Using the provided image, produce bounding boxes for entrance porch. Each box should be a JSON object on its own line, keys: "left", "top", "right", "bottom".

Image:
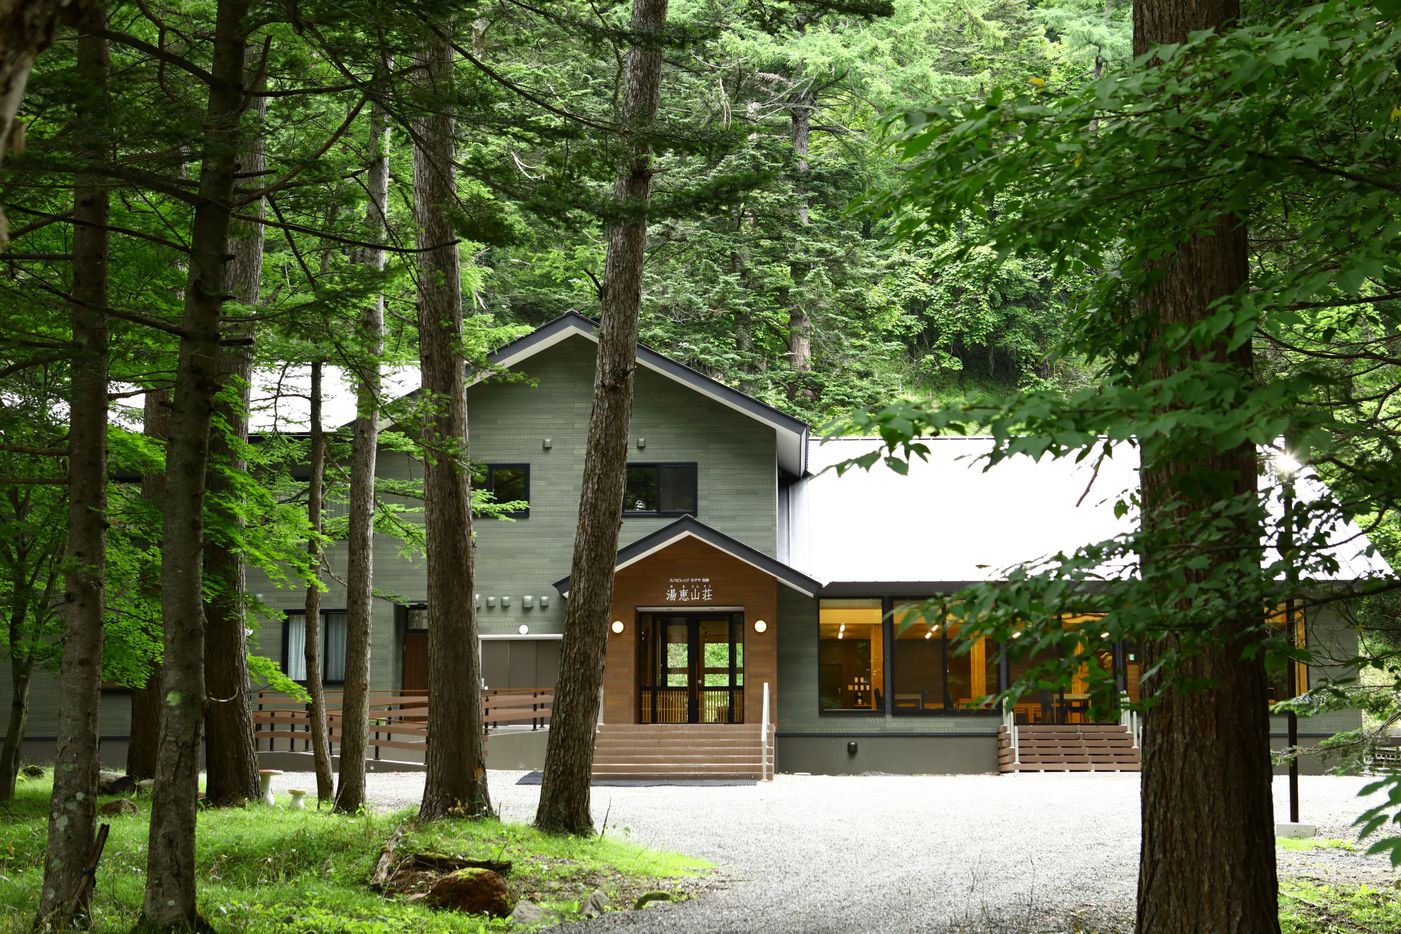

{"left": 554, "top": 516, "right": 818, "bottom": 779}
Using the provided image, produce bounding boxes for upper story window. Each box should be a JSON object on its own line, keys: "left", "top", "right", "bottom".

{"left": 624, "top": 463, "right": 697, "bottom": 517}
{"left": 284, "top": 610, "right": 347, "bottom": 684}
{"left": 483, "top": 464, "right": 530, "bottom": 518}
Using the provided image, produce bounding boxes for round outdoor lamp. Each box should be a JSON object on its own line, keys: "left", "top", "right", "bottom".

{"left": 611, "top": 620, "right": 625, "bottom": 634}
{"left": 753, "top": 619, "right": 767, "bottom": 634}
{"left": 518, "top": 624, "right": 529, "bottom": 635}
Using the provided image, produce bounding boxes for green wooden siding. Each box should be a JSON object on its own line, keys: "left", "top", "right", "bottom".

{"left": 243, "top": 334, "right": 778, "bottom": 686}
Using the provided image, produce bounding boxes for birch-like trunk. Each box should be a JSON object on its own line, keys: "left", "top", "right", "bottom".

{"left": 334, "top": 102, "right": 389, "bottom": 815}
{"left": 36, "top": 5, "right": 108, "bottom": 924}
{"left": 413, "top": 26, "right": 490, "bottom": 821}
{"left": 141, "top": 0, "right": 251, "bottom": 925}
{"left": 535, "top": 0, "right": 668, "bottom": 835}
{"left": 786, "top": 78, "right": 813, "bottom": 386}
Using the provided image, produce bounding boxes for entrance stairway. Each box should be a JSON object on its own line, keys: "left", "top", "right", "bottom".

{"left": 591, "top": 724, "right": 773, "bottom": 781}
{"left": 998, "top": 723, "right": 1140, "bottom": 773}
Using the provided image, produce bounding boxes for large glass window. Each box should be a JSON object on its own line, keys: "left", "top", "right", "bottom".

{"left": 818, "top": 599, "right": 884, "bottom": 712}
{"left": 482, "top": 464, "right": 529, "bottom": 518}
{"left": 284, "top": 610, "right": 347, "bottom": 683}
{"left": 624, "top": 463, "right": 698, "bottom": 516}
{"left": 892, "top": 602, "right": 997, "bottom": 713}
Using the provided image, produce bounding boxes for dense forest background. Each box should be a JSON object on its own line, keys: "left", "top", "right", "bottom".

{"left": 4, "top": 0, "right": 1401, "bottom": 927}
{"left": 475, "top": 0, "right": 1128, "bottom": 423}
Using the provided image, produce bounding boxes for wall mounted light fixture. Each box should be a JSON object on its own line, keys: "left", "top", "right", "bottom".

{"left": 518, "top": 624, "right": 529, "bottom": 635}
{"left": 611, "top": 620, "right": 625, "bottom": 634}
{"left": 539, "top": 595, "right": 550, "bottom": 608}
{"left": 753, "top": 619, "right": 768, "bottom": 634}
{"left": 501, "top": 595, "right": 511, "bottom": 607}
{"left": 636, "top": 437, "right": 646, "bottom": 449}
{"left": 542, "top": 437, "right": 552, "bottom": 450}
{"left": 523, "top": 595, "right": 535, "bottom": 609}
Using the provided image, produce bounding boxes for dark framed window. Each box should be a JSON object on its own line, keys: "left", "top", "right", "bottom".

{"left": 283, "top": 610, "right": 347, "bottom": 684}
{"left": 818, "top": 599, "right": 885, "bottom": 713}
{"left": 483, "top": 463, "right": 530, "bottom": 518}
{"left": 624, "top": 463, "right": 698, "bottom": 517}
{"left": 891, "top": 601, "right": 999, "bottom": 714}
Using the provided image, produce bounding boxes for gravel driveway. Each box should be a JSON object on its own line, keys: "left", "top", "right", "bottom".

{"left": 278, "top": 770, "right": 1396, "bottom": 933}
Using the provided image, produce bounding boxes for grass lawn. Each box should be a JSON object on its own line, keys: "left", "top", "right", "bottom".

{"left": 1279, "top": 879, "right": 1401, "bottom": 933}
{"left": 0, "top": 772, "right": 708, "bottom": 933}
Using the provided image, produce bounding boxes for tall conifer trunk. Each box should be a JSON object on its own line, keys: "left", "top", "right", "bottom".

{"left": 304, "top": 361, "right": 334, "bottom": 803}
{"left": 202, "top": 62, "right": 265, "bottom": 809}
{"left": 535, "top": 0, "right": 668, "bottom": 836}
{"left": 334, "top": 102, "right": 389, "bottom": 815}
{"left": 414, "top": 25, "right": 491, "bottom": 821}
{"left": 1133, "top": 0, "right": 1278, "bottom": 930}
{"left": 141, "top": 0, "right": 251, "bottom": 924}
{"left": 36, "top": 5, "right": 108, "bottom": 925}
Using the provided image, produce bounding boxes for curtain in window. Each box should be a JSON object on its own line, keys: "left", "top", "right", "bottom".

{"left": 285, "top": 613, "right": 307, "bottom": 680}
{"left": 323, "top": 611, "right": 348, "bottom": 682}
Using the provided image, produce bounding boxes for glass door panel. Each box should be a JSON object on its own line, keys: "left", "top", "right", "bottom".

{"left": 638, "top": 613, "right": 744, "bottom": 724}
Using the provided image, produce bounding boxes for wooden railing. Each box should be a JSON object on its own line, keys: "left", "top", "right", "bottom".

{"left": 637, "top": 686, "right": 743, "bottom": 724}
{"left": 253, "top": 688, "right": 553, "bottom": 761}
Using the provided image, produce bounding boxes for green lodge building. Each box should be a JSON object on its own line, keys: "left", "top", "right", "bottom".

{"left": 7, "top": 314, "right": 1391, "bottom": 778}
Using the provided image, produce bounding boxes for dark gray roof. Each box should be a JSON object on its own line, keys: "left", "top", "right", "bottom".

{"left": 553, "top": 515, "right": 821, "bottom": 598}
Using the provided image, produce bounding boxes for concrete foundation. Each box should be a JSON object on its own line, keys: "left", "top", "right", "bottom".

{"left": 776, "top": 733, "right": 999, "bottom": 775}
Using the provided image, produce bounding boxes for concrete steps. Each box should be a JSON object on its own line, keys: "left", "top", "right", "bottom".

{"left": 998, "top": 724, "right": 1141, "bottom": 773}
{"left": 592, "top": 724, "right": 773, "bottom": 781}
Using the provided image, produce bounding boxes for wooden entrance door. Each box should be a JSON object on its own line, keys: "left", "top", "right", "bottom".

{"left": 402, "top": 630, "right": 429, "bottom": 692}
{"left": 638, "top": 613, "right": 744, "bottom": 724}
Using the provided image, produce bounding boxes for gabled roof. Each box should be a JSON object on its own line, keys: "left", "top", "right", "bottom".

{"left": 553, "top": 515, "right": 822, "bottom": 599}
{"left": 484, "top": 313, "right": 810, "bottom": 476}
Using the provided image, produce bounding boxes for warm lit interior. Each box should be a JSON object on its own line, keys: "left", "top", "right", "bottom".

{"left": 818, "top": 600, "right": 883, "bottom": 712}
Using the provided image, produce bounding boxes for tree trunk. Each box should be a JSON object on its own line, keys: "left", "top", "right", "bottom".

{"left": 333, "top": 102, "right": 389, "bottom": 815}
{"left": 304, "top": 361, "right": 334, "bottom": 804}
{"left": 0, "top": 0, "right": 68, "bottom": 242}
{"left": 413, "top": 25, "right": 491, "bottom": 822}
{"left": 1, "top": 588, "right": 34, "bottom": 801}
{"left": 128, "top": 387, "right": 168, "bottom": 781}
{"left": 141, "top": 1, "right": 251, "bottom": 926}
{"left": 785, "top": 76, "right": 814, "bottom": 394}
{"left": 36, "top": 6, "right": 108, "bottom": 925}
{"left": 535, "top": 0, "right": 668, "bottom": 836}
{"left": 1132, "top": 1, "right": 1278, "bottom": 931}
{"left": 202, "top": 61, "right": 265, "bottom": 809}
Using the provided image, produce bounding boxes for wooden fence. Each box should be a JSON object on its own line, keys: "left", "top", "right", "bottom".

{"left": 253, "top": 688, "right": 553, "bottom": 761}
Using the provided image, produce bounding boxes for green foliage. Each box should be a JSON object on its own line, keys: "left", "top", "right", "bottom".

{"left": 846, "top": 0, "right": 1401, "bottom": 864}
{"left": 0, "top": 778, "right": 706, "bottom": 931}
{"left": 1279, "top": 879, "right": 1401, "bottom": 933}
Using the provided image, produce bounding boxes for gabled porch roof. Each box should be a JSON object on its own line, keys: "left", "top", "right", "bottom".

{"left": 553, "top": 515, "right": 822, "bottom": 599}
